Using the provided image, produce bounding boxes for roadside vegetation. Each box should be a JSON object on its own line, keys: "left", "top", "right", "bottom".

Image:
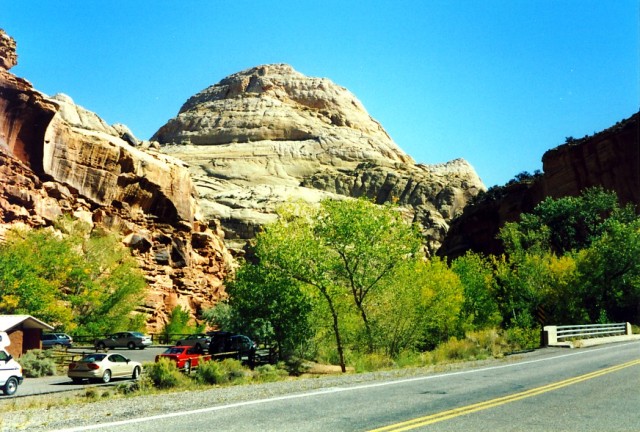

{"left": 2, "top": 188, "right": 639, "bottom": 409}
{"left": 206, "top": 188, "right": 639, "bottom": 372}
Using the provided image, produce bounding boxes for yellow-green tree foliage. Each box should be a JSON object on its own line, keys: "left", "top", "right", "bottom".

{"left": 0, "top": 219, "right": 146, "bottom": 334}
{"left": 248, "top": 198, "right": 466, "bottom": 367}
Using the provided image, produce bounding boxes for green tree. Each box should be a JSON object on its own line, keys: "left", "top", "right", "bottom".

{"left": 161, "top": 305, "right": 203, "bottom": 343}
{"left": 255, "top": 199, "right": 422, "bottom": 371}
{"left": 574, "top": 218, "right": 640, "bottom": 323}
{"left": 416, "top": 258, "right": 464, "bottom": 348}
{"left": 206, "top": 263, "right": 313, "bottom": 360}
{"left": 0, "top": 220, "right": 146, "bottom": 334}
{"left": 499, "top": 187, "right": 634, "bottom": 255}
{"left": 451, "top": 252, "right": 501, "bottom": 331}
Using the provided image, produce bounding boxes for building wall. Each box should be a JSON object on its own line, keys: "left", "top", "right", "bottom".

{"left": 7, "top": 329, "right": 23, "bottom": 358}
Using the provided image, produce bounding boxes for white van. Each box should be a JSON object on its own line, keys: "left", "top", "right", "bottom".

{"left": 0, "top": 331, "right": 24, "bottom": 395}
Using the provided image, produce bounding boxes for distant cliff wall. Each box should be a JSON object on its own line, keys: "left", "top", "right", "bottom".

{"left": 439, "top": 112, "right": 639, "bottom": 259}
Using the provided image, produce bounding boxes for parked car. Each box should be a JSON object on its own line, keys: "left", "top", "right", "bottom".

{"left": 174, "top": 334, "right": 211, "bottom": 350}
{"left": 0, "top": 332, "right": 23, "bottom": 396}
{"left": 94, "top": 332, "right": 152, "bottom": 350}
{"left": 68, "top": 353, "right": 142, "bottom": 384}
{"left": 155, "top": 345, "right": 212, "bottom": 374}
{"left": 41, "top": 333, "right": 73, "bottom": 349}
{"left": 208, "top": 332, "right": 257, "bottom": 364}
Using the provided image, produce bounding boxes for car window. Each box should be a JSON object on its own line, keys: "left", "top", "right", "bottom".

{"left": 42, "top": 334, "right": 54, "bottom": 340}
{"left": 165, "top": 347, "right": 184, "bottom": 354}
{"left": 0, "top": 351, "right": 10, "bottom": 361}
{"left": 131, "top": 332, "right": 144, "bottom": 337}
{"left": 109, "top": 354, "right": 127, "bottom": 362}
{"left": 82, "top": 354, "right": 106, "bottom": 362}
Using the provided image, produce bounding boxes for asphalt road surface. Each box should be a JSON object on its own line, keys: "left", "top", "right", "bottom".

{"left": 49, "top": 340, "right": 640, "bottom": 432}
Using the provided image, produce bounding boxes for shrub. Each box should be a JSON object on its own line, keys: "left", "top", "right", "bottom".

{"left": 351, "top": 352, "right": 395, "bottom": 373}
{"left": 429, "top": 329, "right": 511, "bottom": 363}
{"left": 253, "top": 364, "right": 288, "bottom": 382}
{"left": 145, "top": 358, "right": 187, "bottom": 389}
{"left": 394, "top": 350, "right": 430, "bottom": 368}
{"left": 196, "top": 359, "right": 249, "bottom": 385}
{"left": 432, "top": 337, "right": 480, "bottom": 362}
{"left": 195, "top": 360, "right": 227, "bottom": 385}
{"left": 283, "top": 357, "right": 308, "bottom": 376}
{"left": 503, "top": 327, "right": 540, "bottom": 351}
{"left": 19, "top": 349, "right": 56, "bottom": 377}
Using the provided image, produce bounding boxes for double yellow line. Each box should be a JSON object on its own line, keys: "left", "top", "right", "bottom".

{"left": 370, "top": 358, "right": 640, "bottom": 432}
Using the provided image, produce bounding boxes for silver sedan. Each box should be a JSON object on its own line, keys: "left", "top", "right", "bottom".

{"left": 68, "top": 353, "right": 142, "bottom": 384}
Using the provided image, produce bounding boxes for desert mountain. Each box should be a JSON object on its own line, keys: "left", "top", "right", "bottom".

{"left": 153, "top": 64, "right": 485, "bottom": 253}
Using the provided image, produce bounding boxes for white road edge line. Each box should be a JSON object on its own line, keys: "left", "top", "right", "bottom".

{"left": 52, "top": 341, "right": 639, "bottom": 431}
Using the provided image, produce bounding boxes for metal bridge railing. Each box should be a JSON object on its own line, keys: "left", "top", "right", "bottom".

{"left": 543, "top": 322, "right": 631, "bottom": 346}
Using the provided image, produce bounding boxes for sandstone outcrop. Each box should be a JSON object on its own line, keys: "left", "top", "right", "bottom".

{"left": 154, "top": 64, "right": 485, "bottom": 253}
{"left": 438, "top": 112, "right": 640, "bottom": 259}
{"left": 0, "top": 30, "right": 17, "bottom": 70}
{"left": 0, "top": 29, "right": 233, "bottom": 330}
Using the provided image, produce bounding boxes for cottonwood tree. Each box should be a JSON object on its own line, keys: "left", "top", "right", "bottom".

{"left": 254, "top": 198, "right": 422, "bottom": 372}
{"left": 0, "top": 219, "right": 146, "bottom": 334}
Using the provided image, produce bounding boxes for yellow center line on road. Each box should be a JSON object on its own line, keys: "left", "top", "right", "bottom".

{"left": 369, "top": 358, "right": 640, "bottom": 432}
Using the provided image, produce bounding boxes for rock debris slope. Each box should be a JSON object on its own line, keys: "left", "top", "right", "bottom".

{"left": 153, "top": 64, "right": 485, "bottom": 253}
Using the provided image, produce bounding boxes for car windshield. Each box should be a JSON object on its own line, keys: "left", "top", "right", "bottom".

{"left": 131, "top": 332, "right": 144, "bottom": 337}
{"left": 164, "top": 347, "right": 185, "bottom": 354}
{"left": 81, "top": 354, "right": 106, "bottom": 362}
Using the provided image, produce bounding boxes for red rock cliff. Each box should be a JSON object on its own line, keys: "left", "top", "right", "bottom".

{"left": 0, "top": 29, "right": 233, "bottom": 331}
{"left": 439, "top": 112, "right": 639, "bottom": 259}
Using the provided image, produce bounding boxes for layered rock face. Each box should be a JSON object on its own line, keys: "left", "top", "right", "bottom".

{"left": 0, "top": 29, "right": 233, "bottom": 330}
{"left": 439, "top": 112, "right": 640, "bottom": 259}
{"left": 154, "top": 64, "right": 485, "bottom": 252}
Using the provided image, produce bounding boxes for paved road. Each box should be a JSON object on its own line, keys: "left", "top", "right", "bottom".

{"left": 49, "top": 340, "right": 640, "bottom": 432}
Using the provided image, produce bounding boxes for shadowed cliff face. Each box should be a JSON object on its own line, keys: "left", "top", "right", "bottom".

{"left": 154, "top": 64, "right": 486, "bottom": 254}
{"left": 438, "top": 112, "right": 640, "bottom": 259}
{"left": 0, "top": 29, "right": 233, "bottom": 330}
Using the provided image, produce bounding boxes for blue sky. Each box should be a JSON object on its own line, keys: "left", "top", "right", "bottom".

{"left": 4, "top": 1, "right": 638, "bottom": 187}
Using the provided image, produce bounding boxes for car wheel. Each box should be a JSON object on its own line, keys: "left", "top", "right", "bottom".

{"left": 97, "top": 342, "right": 106, "bottom": 350}
{"left": 195, "top": 343, "right": 202, "bottom": 351}
{"left": 102, "top": 369, "right": 112, "bottom": 383}
{"left": 132, "top": 366, "right": 141, "bottom": 380}
{"left": 183, "top": 360, "right": 191, "bottom": 374}
{"left": 71, "top": 377, "right": 83, "bottom": 384}
{"left": 2, "top": 377, "right": 18, "bottom": 395}
{"left": 176, "top": 341, "right": 182, "bottom": 346}
{"left": 127, "top": 342, "right": 136, "bottom": 350}
{"left": 139, "top": 345, "right": 145, "bottom": 350}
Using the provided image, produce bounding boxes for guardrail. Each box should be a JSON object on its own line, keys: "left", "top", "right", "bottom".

{"left": 543, "top": 322, "right": 632, "bottom": 346}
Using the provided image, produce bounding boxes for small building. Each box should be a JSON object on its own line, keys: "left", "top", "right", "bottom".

{"left": 0, "top": 315, "right": 54, "bottom": 357}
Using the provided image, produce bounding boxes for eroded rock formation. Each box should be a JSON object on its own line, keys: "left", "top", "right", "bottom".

{"left": 154, "top": 64, "right": 485, "bottom": 253}
{"left": 438, "top": 112, "right": 640, "bottom": 259}
{"left": 0, "top": 29, "right": 233, "bottom": 330}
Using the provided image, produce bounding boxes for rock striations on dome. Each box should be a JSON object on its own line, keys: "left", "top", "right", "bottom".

{"left": 153, "top": 64, "right": 485, "bottom": 253}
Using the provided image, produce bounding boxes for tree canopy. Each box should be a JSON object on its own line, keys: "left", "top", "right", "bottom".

{"left": 0, "top": 218, "right": 146, "bottom": 334}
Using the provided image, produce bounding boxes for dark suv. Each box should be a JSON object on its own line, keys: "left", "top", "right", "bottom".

{"left": 208, "top": 332, "right": 257, "bottom": 364}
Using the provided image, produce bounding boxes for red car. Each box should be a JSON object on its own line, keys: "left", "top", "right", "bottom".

{"left": 155, "top": 346, "right": 211, "bottom": 373}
